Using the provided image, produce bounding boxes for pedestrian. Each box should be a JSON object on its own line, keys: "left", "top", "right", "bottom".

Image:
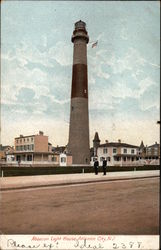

{"left": 102, "top": 158, "right": 107, "bottom": 175}
{"left": 94, "top": 158, "right": 99, "bottom": 175}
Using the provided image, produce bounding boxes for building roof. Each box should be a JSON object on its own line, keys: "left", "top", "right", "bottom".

{"left": 15, "top": 131, "right": 46, "bottom": 139}
{"left": 0, "top": 145, "right": 13, "bottom": 151}
{"left": 15, "top": 135, "right": 35, "bottom": 139}
{"left": 99, "top": 142, "right": 139, "bottom": 148}
{"left": 148, "top": 143, "right": 159, "bottom": 148}
{"left": 52, "top": 146, "right": 66, "bottom": 153}
{"left": 53, "top": 152, "right": 60, "bottom": 155}
{"left": 93, "top": 132, "right": 100, "bottom": 142}
{"left": 139, "top": 140, "right": 145, "bottom": 149}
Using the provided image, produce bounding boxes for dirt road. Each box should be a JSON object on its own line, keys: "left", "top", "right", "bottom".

{"left": 1, "top": 177, "right": 159, "bottom": 234}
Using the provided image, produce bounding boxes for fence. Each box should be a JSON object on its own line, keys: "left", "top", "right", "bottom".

{"left": 0, "top": 165, "right": 160, "bottom": 177}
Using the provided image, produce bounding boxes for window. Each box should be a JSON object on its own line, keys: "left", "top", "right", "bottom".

{"left": 61, "top": 157, "right": 66, "bottom": 163}
{"left": 27, "top": 138, "right": 29, "bottom": 142}
{"left": 154, "top": 148, "right": 158, "bottom": 154}
{"left": 115, "top": 157, "right": 120, "bottom": 161}
{"left": 123, "top": 148, "right": 127, "bottom": 154}
{"left": 52, "top": 157, "right": 57, "bottom": 162}
{"left": 113, "top": 148, "right": 117, "bottom": 153}
{"left": 123, "top": 157, "right": 126, "bottom": 161}
{"left": 131, "top": 157, "right": 134, "bottom": 161}
{"left": 27, "top": 155, "right": 32, "bottom": 161}
{"left": 107, "top": 157, "right": 111, "bottom": 161}
{"left": 27, "top": 145, "right": 30, "bottom": 150}
{"left": 20, "top": 139, "right": 22, "bottom": 143}
{"left": 100, "top": 157, "right": 104, "bottom": 161}
{"left": 24, "top": 145, "right": 27, "bottom": 150}
{"left": 103, "top": 148, "right": 108, "bottom": 154}
{"left": 16, "top": 146, "right": 18, "bottom": 151}
{"left": 31, "top": 137, "right": 33, "bottom": 142}
{"left": 24, "top": 139, "right": 25, "bottom": 142}
{"left": 28, "top": 145, "right": 33, "bottom": 150}
{"left": 131, "top": 149, "right": 135, "bottom": 154}
{"left": 16, "top": 140, "right": 18, "bottom": 144}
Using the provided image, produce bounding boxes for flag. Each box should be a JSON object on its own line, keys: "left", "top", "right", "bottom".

{"left": 92, "top": 40, "right": 98, "bottom": 48}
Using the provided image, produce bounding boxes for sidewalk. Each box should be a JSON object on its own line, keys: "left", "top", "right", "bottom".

{"left": 0, "top": 170, "right": 159, "bottom": 191}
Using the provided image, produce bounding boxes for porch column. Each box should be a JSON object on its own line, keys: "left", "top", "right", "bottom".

{"left": 121, "top": 156, "right": 123, "bottom": 166}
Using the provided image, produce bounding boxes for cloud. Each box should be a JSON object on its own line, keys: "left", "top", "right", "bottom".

{"left": 138, "top": 77, "right": 156, "bottom": 96}
{"left": 1, "top": 64, "right": 49, "bottom": 105}
{"left": 89, "top": 87, "right": 121, "bottom": 112}
{"left": 2, "top": 38, "right": 72, "bottom": 68}
{"left": 16, "top": 87, "right": 35, "bottom": 102}
{"left": 1, "top": 38, "right": 72, "bottom": 113}
{"left": 113, "top": 48, "right": 146, "bottom": 74}
{"left": 48, "top": 42, "right": 72, "bottom": 66}
{"left": 138, "top": 82, "right": 159, "bottom": 111}
{"left": 148, "top": 62, "right": 160, "bottom": 68}
{"left": 88, "top": 50, "right": 111, "bottom": 82}
{"left": 109, "top": 80, "right": 134, "bottom": 99}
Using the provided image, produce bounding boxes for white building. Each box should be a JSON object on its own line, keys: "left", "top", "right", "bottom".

{"left": 91, "top": 140, "right": 139, "bottom": 167}
{"left": 59, "top": 153, "right": 73, "bottom": 166}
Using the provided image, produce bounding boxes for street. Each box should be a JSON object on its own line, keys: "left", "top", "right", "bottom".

{"left": 1, "top": 177, "right": 159, "bottom": 235}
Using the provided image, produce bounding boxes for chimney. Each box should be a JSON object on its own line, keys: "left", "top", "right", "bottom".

{"left": 20, "top": 135, "right": 23, "bottom": 137}
{"left": 39, "top": 131, "right": 44, "bottom": 135}
{"left": 118, "top": 139, "right": 121, "bottom": 143}
{"left": 105, "top": 140, "right": 108, "bottom": 143}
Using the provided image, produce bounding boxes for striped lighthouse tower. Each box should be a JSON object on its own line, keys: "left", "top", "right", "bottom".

{"left": 68, "top": 20, "right": 90, "bottom": 165}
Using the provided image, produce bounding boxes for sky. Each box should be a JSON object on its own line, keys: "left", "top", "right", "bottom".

{"left": 1, "top": 1, "right": 160, "bottom": 147}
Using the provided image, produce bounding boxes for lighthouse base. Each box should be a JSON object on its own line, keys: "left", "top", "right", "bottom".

{"left": 68, "top": 97, "right": 90, "bottom": 165}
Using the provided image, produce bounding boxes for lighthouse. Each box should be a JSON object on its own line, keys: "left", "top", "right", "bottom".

{"left": 68, "top": 20, "right": 90, "bottom": 165}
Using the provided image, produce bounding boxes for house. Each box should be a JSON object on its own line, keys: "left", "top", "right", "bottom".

{"left": 13, "top": 131, "right": 52, "bottom": 164}
{"left": 137, "top": 141, "right": 160, "bottom": 164}
{"left": 52, "top": 145, "right": 66, "bottom": 154}
{"left": 51, "top": 153, "right": 60, "bottom": 165}
{"left": 145, "top": 142, "right": 160, "bottom": 160}
{"left": 0, "top": 145, "right": 14, "bottom": 162}
{"left": 59, "top": 153, "right": 72, "bottom": 166}
{"left": 91, "top": 132, "right": 160, "bottom": 166}
{"left": 95, "top": 140, "right": 139, "bottom": 166}
{"left": 91, "top": 132, "right": 139, "bottom": 166}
